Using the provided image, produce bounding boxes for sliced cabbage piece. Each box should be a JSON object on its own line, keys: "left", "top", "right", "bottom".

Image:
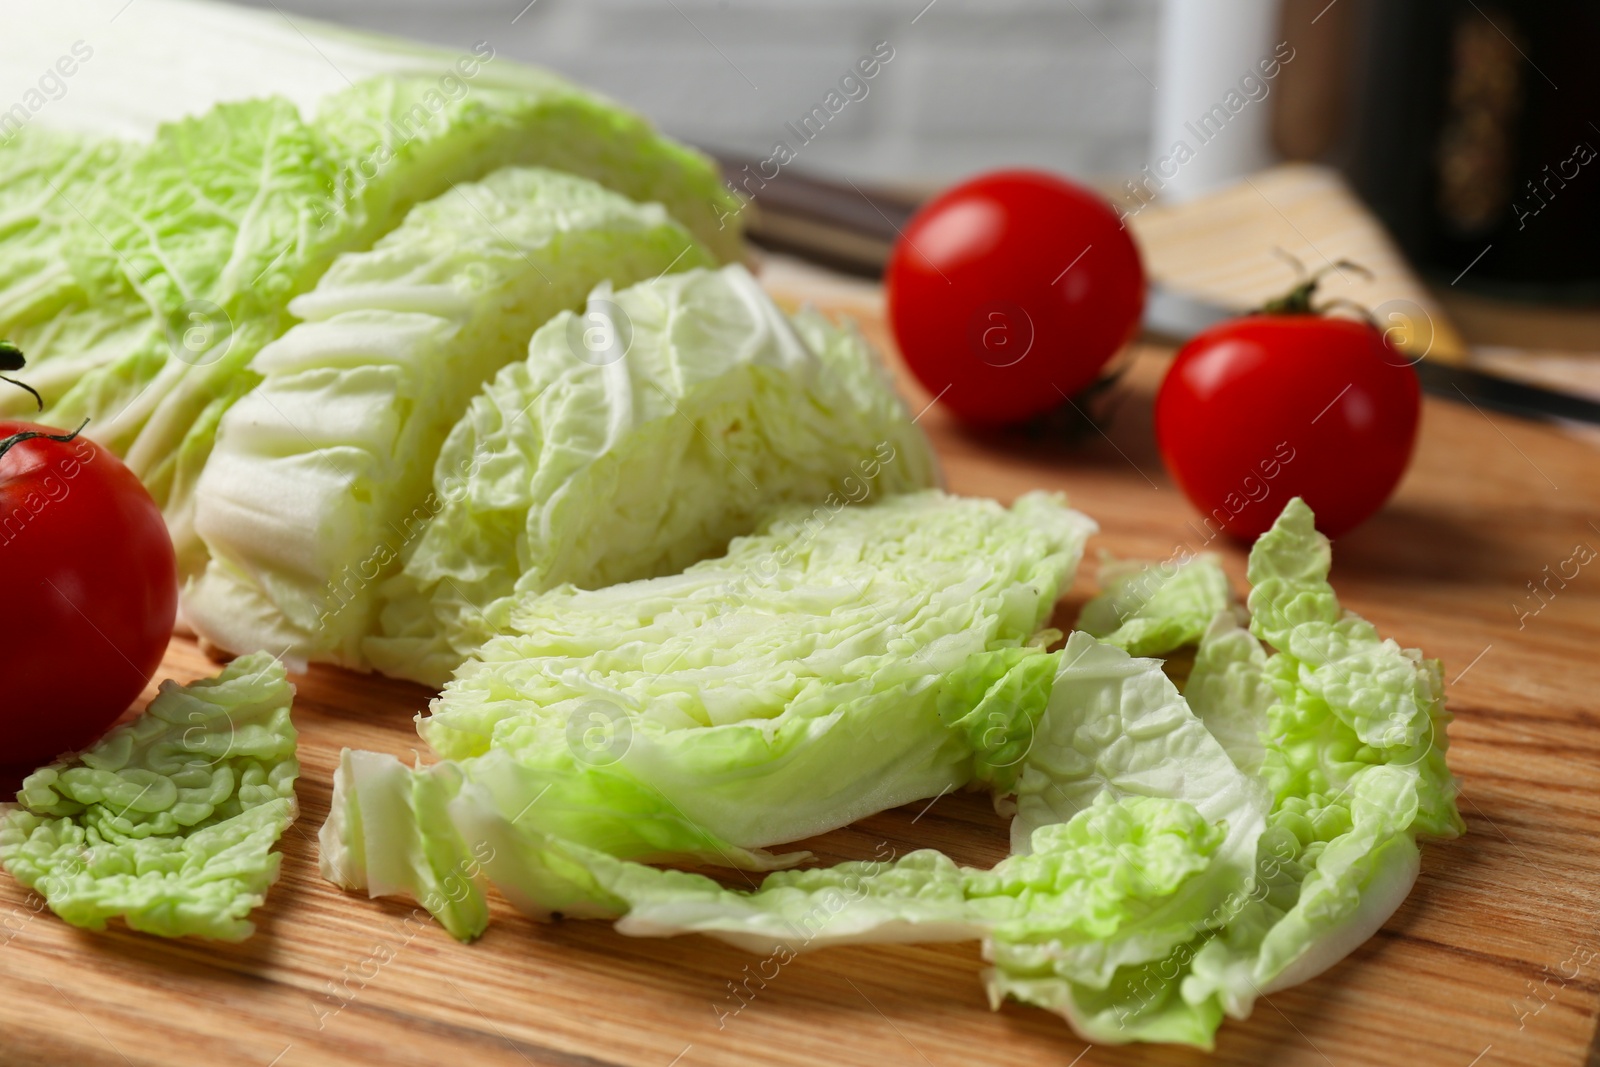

{"left": 451, "top": 791, "right": 1224, "bottom": 956}
{"left": 317, "top": 746, "right": 802, "bottom": 941}
{"left": 324, "top": 633, "right": 1263, "bottom": 1020}
{"left": 320, "top": 490, "right": 1097, "bottom": 936}
{"left": 183, "top": 166, "right": 711, "bottom": 667}
{"left": 0, "top": 654, "right": 298, "bottom": 942}
{"left": 366, "top": 264, "right": 939, "bottom": 687}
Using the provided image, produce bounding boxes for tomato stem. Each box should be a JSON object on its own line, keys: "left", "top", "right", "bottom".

{"left": 0, "top": 418, "right": 88, "bottom": 464}
{"left": 0, "top": 340, "right": 43, "bottom": 411}
{"left": 1255, "top": 258, "right": 1373, "bottom": 316}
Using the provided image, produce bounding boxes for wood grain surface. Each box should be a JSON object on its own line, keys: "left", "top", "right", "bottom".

{"left": 2, "top": 279, "right": 1598, "bottom": 1067}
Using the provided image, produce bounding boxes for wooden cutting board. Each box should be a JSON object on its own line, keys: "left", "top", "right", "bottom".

{"left": 3, "top": 275, "right": 1599, "bottom": 1067}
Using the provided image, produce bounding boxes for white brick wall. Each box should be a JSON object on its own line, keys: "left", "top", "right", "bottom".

{"left": 226, "top": 0, "right": 1160, "bottom": 183}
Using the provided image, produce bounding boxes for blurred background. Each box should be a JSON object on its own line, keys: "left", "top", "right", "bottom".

{"left": 228, "top": 0, "right": 1600, "bottom": 308}
{"left": 233, "top": 0, "right": 1165, "bottom": 186}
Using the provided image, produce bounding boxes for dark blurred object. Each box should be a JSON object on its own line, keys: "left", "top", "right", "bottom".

{"left": 1272, "top": 0, "right": 1361, "bottom": 162}
{"left": 709, "top": 151, "right": 912, "bottom": 278}
{"left": 1350, "top": 1, "right": 1600, "bottom": 302}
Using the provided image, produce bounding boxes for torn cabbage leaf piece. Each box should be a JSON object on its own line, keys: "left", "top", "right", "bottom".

{"left": 0, "top": 74, "right": 738, "bottom": 576}
{"left": 320, "top": 490, "right": 1097, "bottom": 937}
{"left": 997, "top": 498, "right": 1463, "bottom": 1047}
{"left": 1183, "top": 612, "right": 1274, "bottom": 777}
{"left": 1244, "top": 498, "right": 1461, "bottom": 840}
{"left": 986, "top": 634, "right": 1269, "bottom": 987}
{"left": 0, "top": 654, "right": 298, "bottom": 942}
{"left": 366, "top": 263, "right": 939, "bottom": 687}
{"left": 184, "top": 166, "right": 711, "bottom": 668}
{"left": 1079, "top": 552, "right": 1234, "bottom": 656}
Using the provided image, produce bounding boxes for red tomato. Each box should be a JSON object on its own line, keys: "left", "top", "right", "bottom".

{"left": 1155, "top": 315, "right": 1420, "bottom": 540}
{"left": 886, "top": 169, "right": 1145, "bottom": 425}
{"left": 0, "top": 421, "right": 176, "bottom": 782}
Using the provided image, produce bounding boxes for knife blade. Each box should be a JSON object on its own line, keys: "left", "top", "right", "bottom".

{"left": 708, "top": 151, "right": 1600, "bottom": 427}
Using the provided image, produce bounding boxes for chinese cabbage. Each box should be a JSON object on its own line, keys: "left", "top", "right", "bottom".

{"left": 183, "top": 166, "right": 711, "bottom": 667}
{"left": 0, "top": 72, "right": 739, "bottom": 575}
{"left": 366, "top": 264, "right": 939, "bottom": 686}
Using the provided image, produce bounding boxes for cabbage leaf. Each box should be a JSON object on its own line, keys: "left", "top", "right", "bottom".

{"left": 1079, "top": 552, "right": 1234, "bottom": 656}
{"left": 990, "top": 498, "right": 1463, "bottom": 1046}
{"left": 0, "top": 654, "right": 298, "bottom": 941}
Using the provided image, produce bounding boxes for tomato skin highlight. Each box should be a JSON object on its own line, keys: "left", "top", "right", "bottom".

{"left": 0, "top": 423, "right": 177, "bottom": 778}
{"left": 1155, "top": 315, "right": 1420, "bottom": 540}
{"left": 886, "top": 169, "right": 1145, "bottom": 425}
